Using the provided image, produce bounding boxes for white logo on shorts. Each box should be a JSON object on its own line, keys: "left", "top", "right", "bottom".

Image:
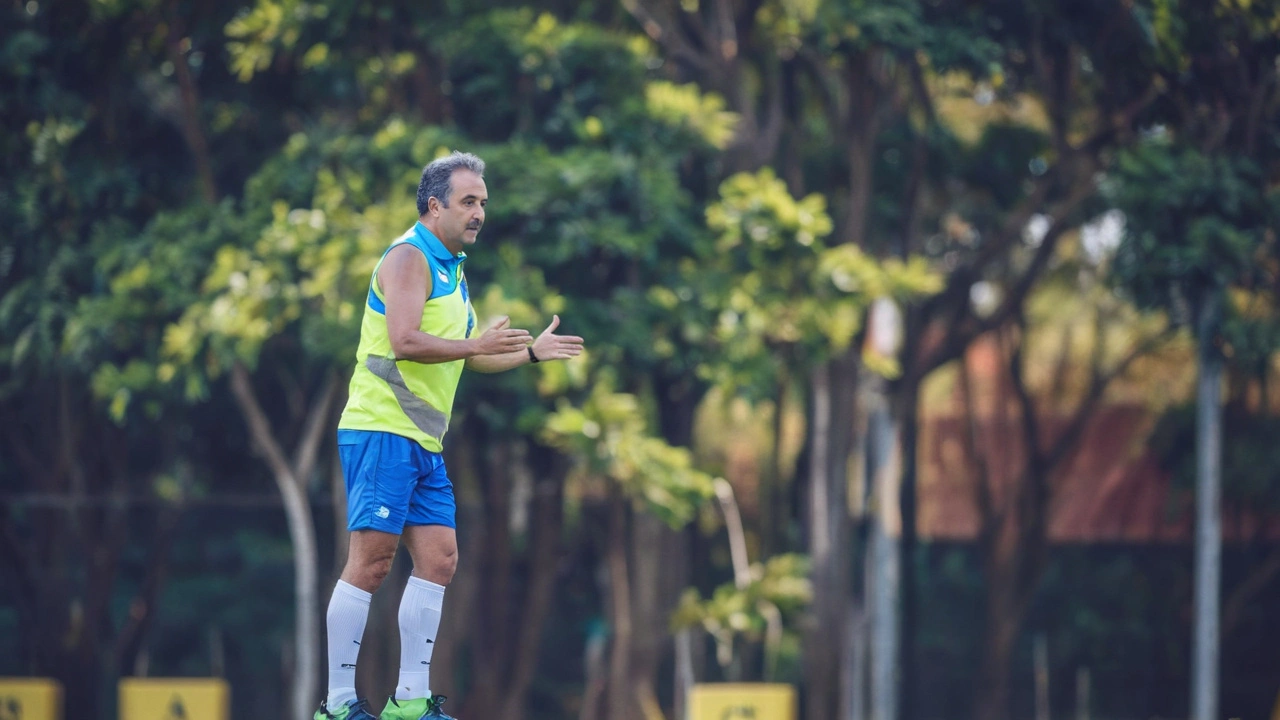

{"left": 376, "top": 506, "right": 391, "bottom": 519}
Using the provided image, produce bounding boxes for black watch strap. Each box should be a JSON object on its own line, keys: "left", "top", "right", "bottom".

{"left": 527, "top": 345, "right": 540, "bottom": 363}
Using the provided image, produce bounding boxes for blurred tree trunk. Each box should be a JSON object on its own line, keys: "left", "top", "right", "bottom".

{"left": 463, "top": 431, "right": 514, "bottom": 715}
{"left": 461, "top": 435, "right": 567, "bottom": 720}
{"left": 895, "top": 381, "right": 921, "bottom": 720}
{"left": 231, "top": 364, "right": 339, "bottom": 720}
{"left": 760, "top": 369, "right": 789, "bottom": 559}
{"left": 962, "top": 329, "right": 1039, "bottom": 720}
{"left": 803, "top": 360, "right": 856, "bottom": 720}
{"left": 500, "top": 443, "right": 568, "bottom": 720}
{"left": 605, "top": 488, "right": 638, "bottom": 720}
{"left": 627, "top": 512, "right": 686, "bottom": 720}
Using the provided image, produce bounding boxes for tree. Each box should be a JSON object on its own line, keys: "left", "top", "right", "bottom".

{"left": 1111, "top": 144, "right": 1279, "bottom": 720}
{"left": 948, "top": 258, "right": 1169, "bottom": 720}
{"left": 0, "top": 1, "right": 261, "bottom": 714}
{"left": 1107, "top": 8, "right": 1280, "bottom": 715}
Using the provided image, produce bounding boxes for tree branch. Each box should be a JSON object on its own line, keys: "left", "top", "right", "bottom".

{"left": 912, "top": 167, "right": 1100, "bottom": 387}
{"left": 620, "top": 0, "right": 712, "bottom": 74}
{"left": 164, "top": 8, "right": 217, "bottom": 203}
{"left": 1007, "top": 318, "right": 1042, "bottom": 460}
{"left": 292, "top": 372, "right": 341, "bottom": 487}
{"left": 1044, "top": 327, "right": 1169, "bottom": 475}
{"left": 230, "top": 362, "right": 298, "bottom": 486}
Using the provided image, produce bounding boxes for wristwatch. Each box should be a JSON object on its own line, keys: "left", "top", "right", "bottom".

{"left": 527, "top": 345, "right": 540, "bottom": 363}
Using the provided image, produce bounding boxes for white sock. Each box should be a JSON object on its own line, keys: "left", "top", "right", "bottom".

{"left": 325, "top": 580, "right": 372, "bottom": 708}
{"left": 395, "top": 575, "right": 446, "bottom": 700}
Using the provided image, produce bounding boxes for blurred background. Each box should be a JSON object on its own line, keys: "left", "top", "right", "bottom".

{"left": 3, "top": 1, "right": 1280, "bottom": 719}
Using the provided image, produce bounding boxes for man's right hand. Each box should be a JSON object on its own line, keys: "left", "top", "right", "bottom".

{"left": 473, "top": 316, "right": 533, "bottom": 355}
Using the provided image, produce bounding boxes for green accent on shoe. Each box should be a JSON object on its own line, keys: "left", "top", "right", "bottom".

{"left": 380, "top": 695, "right": 455, "bottom": 720}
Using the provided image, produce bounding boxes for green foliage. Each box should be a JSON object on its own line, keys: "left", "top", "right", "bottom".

{"left": 644, "top": 81, "right": 740, "bottom": 151}
{"left": 441, "top": 10, "right": 654, "bottom": 149}
{"left": 695, "top": 168, "right": 941, "bottom": 393}
{"left": 1109, "top": 143, "right": 1278, "bottom": 317}
{"left": 225, "top": 0, "right": 329, "bottom": 81}
{"left": 803, "top": 0, "right": 1003, "bottom": 75}
{"left": 542, "top": 374, "right": 717, "bottom": 528}
{"left": 671, "top": 553, "right": 812, "bottom": 669}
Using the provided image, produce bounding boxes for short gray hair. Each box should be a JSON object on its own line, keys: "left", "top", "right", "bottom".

{"left": 417, "top": 151, "right": 486, "bottom": 215}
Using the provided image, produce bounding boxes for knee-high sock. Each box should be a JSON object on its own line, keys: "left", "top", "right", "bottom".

{"left": 325, "top": 580, "right": 372, "bottom": 708}
{"left": 395, "top": 575, "right": 446, "bottom": 700}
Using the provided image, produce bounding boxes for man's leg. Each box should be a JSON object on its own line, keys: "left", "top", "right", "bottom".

{"left": 394, "top": 525, "right": 457, "bottom": 700}
{"left": 325, "top": 529, "right": 401, "bottom": 709}
{"left": 321, "top": 430, "right": 418, "bottom": 718}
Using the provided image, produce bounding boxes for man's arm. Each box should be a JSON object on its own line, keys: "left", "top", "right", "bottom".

{"left": 382, "top": 244, "right": 530, "bottom": 362}
{"left": 463, "top": 348, "right": 533, "bottom": 374}
{"left": 465, "top": 315, "right": 584, "bottom": 373}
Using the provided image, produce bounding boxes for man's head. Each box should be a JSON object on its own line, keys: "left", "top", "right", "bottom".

{"left": 417, "top": 151, "right": 487, "bottom": 254}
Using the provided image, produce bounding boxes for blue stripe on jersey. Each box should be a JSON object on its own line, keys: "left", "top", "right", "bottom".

{"left": 367, "top": 285, "right": 387, "bottom": 315}
{"left": 460, "top": 275, "right": 474, "bottom": 338}
{"left": 365, "top": 224, "right": 468, "bottom": 314}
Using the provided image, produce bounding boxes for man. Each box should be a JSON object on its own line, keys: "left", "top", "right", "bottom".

{"left": 316, "top": 151, "right": 585, "bottom": 720}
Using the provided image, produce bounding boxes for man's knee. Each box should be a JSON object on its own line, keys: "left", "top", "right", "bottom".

{"left": 343, "top": 545, "right": 397, "bottom": 592}
{"left": 412, "top": 538, "right": 458, "bottom": 584}
{"left": 423, "top": 545, "right": 458, "bottom": 584}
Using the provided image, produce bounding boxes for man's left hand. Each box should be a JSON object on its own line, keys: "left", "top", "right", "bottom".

{"left": 530, "top": 315, "right": 585, "bottom": 361}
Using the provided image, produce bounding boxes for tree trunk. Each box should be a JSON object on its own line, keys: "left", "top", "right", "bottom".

{"left": 761, "top": 374, "right": 789, "bottom": 559}
{"left": 231, "top": 364, "right": 337, "bottom": 720}
{"left": 464, "top": 434, "right": 514, "bottom": 718}
{"left": 1191, "top": 292, "right": 1224, "bottom": 720}
{"left": 627, "top": 512, "right": 681, "bottom": 720}
{"left": 841, "top": 53, "right": 883, "bottom": 248}
{"left": 896, "top": 382, "right": 921, "bottom": 720}
{"left": 606, "top": 488, "right": 637, "bottom": 720}
{"left": 500, "top": 443, "right": 568, "bottom": 720}
{"left": 804, "top": 362, "right": 853, "bottom": 720}
{"left": 974, "top": 524, "right": 1025, "bottom": 720}
{"left": 285, "top": 477, "right": 321, "bottom": 720}
{"left": 432, "top": 431, "right": 484, "bottom": 702}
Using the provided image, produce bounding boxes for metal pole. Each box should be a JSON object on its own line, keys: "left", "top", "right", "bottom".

{"left": 1191, "top": 292, "right": 1223, "bottom": 720}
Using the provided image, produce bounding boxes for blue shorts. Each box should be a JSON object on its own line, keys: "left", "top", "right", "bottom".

{"left": 337, "top": 429, "right": 456, "bottom": 532}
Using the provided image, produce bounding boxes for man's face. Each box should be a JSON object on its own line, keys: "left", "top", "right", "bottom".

{"left": 434, "top": 169, "right": 487, "bottom": 250}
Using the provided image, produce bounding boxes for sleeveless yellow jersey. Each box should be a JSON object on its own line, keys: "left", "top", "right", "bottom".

{"left": 338, "top": 222, "right": 475, "bottom": 452}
